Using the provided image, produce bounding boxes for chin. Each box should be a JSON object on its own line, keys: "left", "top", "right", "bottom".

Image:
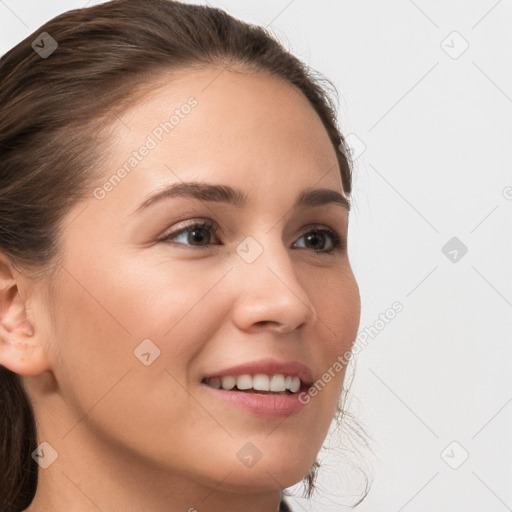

{"left": 211, "top": 459, "right": 313, "bottom": 494}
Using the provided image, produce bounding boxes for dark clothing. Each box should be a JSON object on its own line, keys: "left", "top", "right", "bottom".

{"left": 279, "top": 498, "right": 292, "bottom": 512}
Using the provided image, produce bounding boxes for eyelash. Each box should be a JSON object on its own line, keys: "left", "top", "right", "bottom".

{"left": 161, "top": 221, "right": 346, "bottom": 254}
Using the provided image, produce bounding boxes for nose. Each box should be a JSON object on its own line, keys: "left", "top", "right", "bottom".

{"left": 230, "top": 234, "right": 318, "bottom": 335}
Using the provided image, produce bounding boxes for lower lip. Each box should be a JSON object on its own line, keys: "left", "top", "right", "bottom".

{"left": 201, "top": 384, "right": 309, "bottom": 418}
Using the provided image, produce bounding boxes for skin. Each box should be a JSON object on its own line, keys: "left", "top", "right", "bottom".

{"left": 0, "top": 67, "right": 360, "bottom": 512}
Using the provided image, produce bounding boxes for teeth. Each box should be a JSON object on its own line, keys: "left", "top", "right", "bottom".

{"left": 253, "top": 374, "right": 270, "bottom": 391}
{"left": 221, "top": 376, "right": 236, "bottom": 390}
{"left": 236, "top": 374, "right": 252, "bottom": 390}
{"left": 209, "top": 377, "right": 221, "bottom": 389}
{"left": 289, "top": 376, "right": 301, "bottom": 393}
{"left": 205, "top": 373, "right": 302, "bottom": 393}
{"left": 269, "top": 375, "right": 286, "bottom": 392}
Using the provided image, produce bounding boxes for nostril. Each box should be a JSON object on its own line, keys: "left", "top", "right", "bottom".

{"left": 255, "top": 321, "right": 272, "bottom": 327}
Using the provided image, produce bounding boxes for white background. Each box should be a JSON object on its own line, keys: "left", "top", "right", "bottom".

{"left": 1, "top": 1, "right": 511, "bottom": 511}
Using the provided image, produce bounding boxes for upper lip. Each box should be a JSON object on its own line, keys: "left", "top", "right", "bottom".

{"left": 202, "top": 358, "right": 314, "bottom": 386}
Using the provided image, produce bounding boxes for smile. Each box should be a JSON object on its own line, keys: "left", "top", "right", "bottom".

{"left": 202, "top": 373, "right": 302, "bottom": 395}
{"left": 200, "top": 359, "right": 314, "bottom": 418}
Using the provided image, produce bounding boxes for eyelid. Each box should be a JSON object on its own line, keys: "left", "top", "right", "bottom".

{"left": 160, "top": 219, "right": 220, "bottom": 244}
{"left": 294, "top": 224, "right": 346, "bottom": 253}
{"left": 161, "top": 218, "right": 346, "bottom": 254}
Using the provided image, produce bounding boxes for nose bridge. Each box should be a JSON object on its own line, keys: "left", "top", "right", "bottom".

{"left": 232, "top": 230, "right": 317, "bottom": 330}
{"left": 235, "top": 230, "right": 292, "bottom": 284}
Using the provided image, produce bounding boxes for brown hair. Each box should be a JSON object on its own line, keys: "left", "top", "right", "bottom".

{"left": 0, "top": 1, "right": 359, "bottom": 510}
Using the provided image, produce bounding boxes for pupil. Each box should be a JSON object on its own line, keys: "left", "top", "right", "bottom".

{"left": 307, "top": 232, "right": 324, "bottom": 249}
{"left": 191, "top": 228, "right": 208, "bottom": 244}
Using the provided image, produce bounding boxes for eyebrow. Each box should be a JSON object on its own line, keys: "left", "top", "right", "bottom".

{"left": 132, "top": 181, "right": 350, "bottom": 215}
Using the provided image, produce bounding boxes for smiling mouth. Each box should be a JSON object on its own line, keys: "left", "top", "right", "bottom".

{"left": 201, "top": 373, "right": 303, "bottom": 395}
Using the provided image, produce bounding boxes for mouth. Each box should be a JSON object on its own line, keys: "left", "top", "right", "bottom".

{"left": 199, "top": 359, "right": 313, "bottom": 418}
{"left": 201, "top": 373, "right": 305, "bottom": 396}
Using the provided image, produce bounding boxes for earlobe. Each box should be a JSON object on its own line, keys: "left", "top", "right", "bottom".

{"left": 0, "top": 256, "right": 51, "bottom": 376}
{"left": 0, "top": 331, "right": 50, "bottom": 376}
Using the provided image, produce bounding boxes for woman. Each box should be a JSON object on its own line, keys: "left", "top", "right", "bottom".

{"left": 0, "top": 1, "right": 364, "bottom": 510}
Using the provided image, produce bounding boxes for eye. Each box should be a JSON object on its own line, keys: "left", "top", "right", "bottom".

{"left": 161, "top": 221, "right": 220, "bottom": 248}
{"left": 293, "top": 226, "right": 346, "bottom": 254}
{"left": 161, "top": 221, "right": 345, "bottom": 254}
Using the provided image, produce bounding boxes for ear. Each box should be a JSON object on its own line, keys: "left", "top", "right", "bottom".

{"left": 0, "top": 254, "right": 51, "bottom": 376}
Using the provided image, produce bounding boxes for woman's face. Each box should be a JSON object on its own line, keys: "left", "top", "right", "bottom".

{"left": 24, "top": 68, "right": 360, "bottom": 500}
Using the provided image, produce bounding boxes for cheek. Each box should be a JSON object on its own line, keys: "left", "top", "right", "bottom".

{"left": 49, "top": 256, "right": 231, "bottom": 402}
{"left": 314, "top": 267, "right": 361, "bottom": 352}
{"left": 97, "top": 256, "right": 231, "bottom": 341}
{"left": 47, "top": 272, "right": 138, "bottom": 420}
{"left": 47, "top": 260, "right": 228, "bottom": 462}
{"left": 307, "top": 268, "right": 360, "bottom": 404}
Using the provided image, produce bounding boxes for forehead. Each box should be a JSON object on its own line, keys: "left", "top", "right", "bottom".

{"left": 96, "top": 67, "right": 343, "bottom": 209}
